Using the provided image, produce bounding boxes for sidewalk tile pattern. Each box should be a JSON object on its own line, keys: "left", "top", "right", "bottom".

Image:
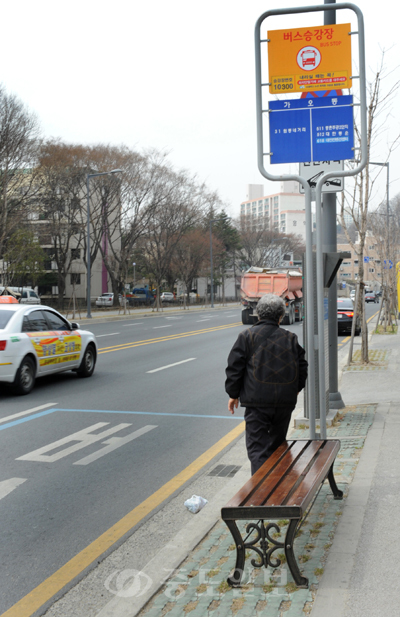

{"left": 140, "top": 404, "right": 376, "bottom": 617}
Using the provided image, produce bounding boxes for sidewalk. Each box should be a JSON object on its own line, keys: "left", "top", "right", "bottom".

{"left": 43, "top": 312, "right": 399, "bottom": 617}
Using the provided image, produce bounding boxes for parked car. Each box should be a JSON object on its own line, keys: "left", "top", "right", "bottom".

{"left": 160, "top": 292, "right": 175, "bottom": 303}
{"left": 337, "top": 298, "right": 361, "bottom": 335}
{"left": 365, "top": 292, "right": 378, "bottom": 303}
{"left": 0, "top": 296, "right": 97, "bottom": 394}
{"left": 95, "top": 293, "right": 114, "bottom": 307}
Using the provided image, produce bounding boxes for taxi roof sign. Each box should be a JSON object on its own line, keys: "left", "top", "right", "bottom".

{"left": 268, "top": 23, "right": 352, "bottom": 94}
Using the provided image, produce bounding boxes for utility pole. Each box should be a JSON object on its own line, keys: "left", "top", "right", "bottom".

{"left": 323, "top": 0, "right": 345, "bottom": 410}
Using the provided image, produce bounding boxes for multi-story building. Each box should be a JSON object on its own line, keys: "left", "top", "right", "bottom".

{"left": 337, "top": 232, "right": 382, "bottom": 291}
{"left": 240, "top": 181, "right": 307, "bottom": 240}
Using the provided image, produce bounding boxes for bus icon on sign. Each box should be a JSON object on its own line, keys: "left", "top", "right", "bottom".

{"left": 297, "top": 46, "right": 321, "bottom": 70}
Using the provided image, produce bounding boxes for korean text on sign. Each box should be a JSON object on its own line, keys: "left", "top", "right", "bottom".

{"left": 267, "top": 23, "right": 352, "bottom": 94}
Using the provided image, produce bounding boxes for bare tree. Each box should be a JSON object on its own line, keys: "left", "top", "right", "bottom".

{"left": 237, "top": 216, "right": 304, "bottom": 269}
{"left": 340, "top": 53, "right": 400, "bottom": 362}
{"left": 369, "top": 193, "right": 400, "bottom": 328}
{"left": 0, "top": 84, "right": 41, "bottom": 261}
{"left": 138, "top": 170, "right": 209, "bottom": 309}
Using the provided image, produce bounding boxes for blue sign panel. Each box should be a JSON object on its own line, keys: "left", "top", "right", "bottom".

{"left": 269, "top": 95, "right": 354, "bottom": 164}
{"left": 364, "top": 256, "right": 370, "bottom": 263}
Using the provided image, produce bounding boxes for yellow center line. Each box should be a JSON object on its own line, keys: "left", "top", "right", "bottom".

{"left": 1, "top": 422, "right": 245, "bottom": 617}
{"left": 98, "top": 322, "right": 243, "bottom": 354}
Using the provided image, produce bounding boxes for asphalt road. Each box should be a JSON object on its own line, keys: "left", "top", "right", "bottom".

{"left": 0, "top": 302, "right": 378, "bottom": 615}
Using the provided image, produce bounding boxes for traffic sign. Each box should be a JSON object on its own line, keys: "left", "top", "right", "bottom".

{"left": 267, "top": 23, "right": 352, "bottom": 94}
{"left": 364, "top": 256, "right": 370, "bottom": 263}
{"left": 299, "top": 160, "right": 344, "bottom": 193}
{"left": 269, "top": 95, "right": 354, "bottom": 164}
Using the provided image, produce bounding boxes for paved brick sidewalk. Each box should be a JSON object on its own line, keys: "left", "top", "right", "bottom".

{"left": 139, "top": 404, "right": 376, "bottom": 617}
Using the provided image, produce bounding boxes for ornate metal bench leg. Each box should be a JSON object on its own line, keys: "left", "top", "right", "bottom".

{"left": 285, "top": 519, "right": 308, "bottom": 588}
{"left": 224, "top": 519, "right": 245, "bottom": 586}
{"left": 327, "top": 464, "right": 344, "bottom": 500}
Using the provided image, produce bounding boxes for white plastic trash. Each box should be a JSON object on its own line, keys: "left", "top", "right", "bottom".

{"left": 184, "top": 495, "right": 208, "bottom": 514}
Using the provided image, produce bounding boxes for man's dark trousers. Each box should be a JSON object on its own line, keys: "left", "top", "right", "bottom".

{"left": 244, "top": 406, "right": 294, "bottom": 476}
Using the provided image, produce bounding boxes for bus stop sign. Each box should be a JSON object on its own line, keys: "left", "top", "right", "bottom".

{"left": 269, "top": 95, "right": 354, "bottom": 164}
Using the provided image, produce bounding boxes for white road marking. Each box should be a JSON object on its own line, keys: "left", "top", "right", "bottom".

{"left": 0, "top": 478, "right": 26, "bottom": 500}
{"left": 74, "top": 425, "right": 157, "bottom": 465}
{"left": 165, "top": 317, "right": 181, "bottom": 320}
{"left": 123, "top": 323, "right": 143, "bottom": 327}
{"left": 196, "top": 319, "right": 210, "bottom": 322}
{"left": 17, "top": 422, "right": 132, "bottom": 462}
{"left": 96, "top": 333, "right": 120, "bottom": 337}
{"left": 147, "top": 358, "right": 196, "bottom": 374}
{"left": 0, "top": 403, "right": 57, "bottom": 425}
{"left": 153, "top": 325, "right": 172, "bottom": 329}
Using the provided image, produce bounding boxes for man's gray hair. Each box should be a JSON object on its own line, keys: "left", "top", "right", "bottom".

{"left": 256, "top": 294, "right": 286, "bottom": 322}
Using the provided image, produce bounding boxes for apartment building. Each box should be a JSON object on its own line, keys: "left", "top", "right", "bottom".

{"left": 240, "top": 181, "right": 306, "bottom": 241}
{"left": 338, "top": 233, "right": 382, "bottom": 290}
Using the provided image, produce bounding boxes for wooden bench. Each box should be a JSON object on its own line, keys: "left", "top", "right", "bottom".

{"left": 221, "top": 439, "right": 343, "bottom": 588}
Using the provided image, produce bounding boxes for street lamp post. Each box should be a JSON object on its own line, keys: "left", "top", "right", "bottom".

{"left": 209, "top": 219, "right": 217, "bottom": 308}
{"left": 369, "top": 161, "right": 390, "bottom": 262}
{"left": 133, "top": 263, "right": 136, "bottom": 288}
{"left": 86, "top": 169, "right": 123, "bottom": 318}
{"left": 209, "top": 216, "right": 232, "bottom": 308}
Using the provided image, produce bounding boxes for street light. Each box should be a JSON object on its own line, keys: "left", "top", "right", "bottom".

{"left": 86, "top": 169, "right": 123, "bottom": 318}
{"left": 133, "top": 262, "right": 136, "bottom": 288}
{"left": 209, "top": 219, "right": 217, "bottom": 308}
{"left": 209, "top": 216, "right": 231, "bottom": 308}
{"left": 271, "top": 237, "right": 288, "bottom": 267}
{"left": 369, "top": 161, "right": 390, "bottom": 259}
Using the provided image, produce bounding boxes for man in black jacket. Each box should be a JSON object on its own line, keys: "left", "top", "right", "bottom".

{"left": 225, "top": 293, "right": 308, "bottom": 475}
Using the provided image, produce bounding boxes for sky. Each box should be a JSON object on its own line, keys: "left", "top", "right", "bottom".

{"left": 1, "top": 0, "right": 399, "bottom": 218}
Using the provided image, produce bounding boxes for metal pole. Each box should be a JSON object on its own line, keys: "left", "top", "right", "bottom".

{"left": 323, "top": 0, "right": 345, "bottom": 410}
{"left": 210, "top": 219, "right": 214, "bottom": 308}
{"left": 316, "top": 187, "right": 327, "bottom": 439}
{"left": 86, "top": 175, "right": 91, "bottom": 318}
{"left": 386, "top": 163, "right": 390, "bottom": 264}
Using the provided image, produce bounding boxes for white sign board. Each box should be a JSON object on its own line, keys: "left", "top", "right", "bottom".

{"left": 299, "top": 160, "right": 344, "bottom": 193}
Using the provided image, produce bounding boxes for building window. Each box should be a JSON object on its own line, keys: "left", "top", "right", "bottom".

{"left": 368, "top": 268, "right": 375, "bottom": 273}
{"left": 71, "top": 248, "right": 80, "bottom": 260}
{"left": 293, "top": 220, "right": 297, "bottom": 226}
{"left": 71, "top": 273, "right": 81, "bottom": 285}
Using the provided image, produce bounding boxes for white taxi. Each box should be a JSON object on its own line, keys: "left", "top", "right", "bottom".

{"left": 0, "top": 297, "right": 97, "bottom": 395}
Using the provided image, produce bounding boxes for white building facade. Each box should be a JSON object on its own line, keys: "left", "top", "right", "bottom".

{"left": 240, "top": 181, "right": 306, "bottom": 241}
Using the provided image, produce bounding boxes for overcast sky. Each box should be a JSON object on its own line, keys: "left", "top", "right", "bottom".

{"left": 1, "top": 0, "right": 399, "bottom": 217}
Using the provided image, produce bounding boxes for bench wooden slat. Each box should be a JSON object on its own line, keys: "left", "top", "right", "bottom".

{"left": 285, "top": 441, "right": 340, "bottom": 508}
{"left": 224, "top": 440, "right": 304, "bottom": 509}
{"left": 249, "top": 441, "right": 324, "bottom": 507}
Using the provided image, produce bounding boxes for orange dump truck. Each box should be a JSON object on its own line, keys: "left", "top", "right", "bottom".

{"left": 240, "top": 267, "right": 303, "bottom": 325}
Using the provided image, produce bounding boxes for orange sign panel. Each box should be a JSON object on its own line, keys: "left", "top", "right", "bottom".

{"left": 268, "top": 23, "right": 352, "bottom": 94}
